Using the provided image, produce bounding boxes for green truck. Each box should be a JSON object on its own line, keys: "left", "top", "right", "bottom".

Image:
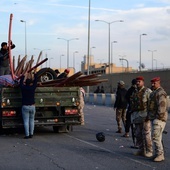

{"left": 0, "top": 86, "right": 81, "bottom": 133}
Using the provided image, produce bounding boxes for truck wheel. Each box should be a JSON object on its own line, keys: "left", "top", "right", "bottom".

{"left": 53, "top": 126, "right": 59, "bottom": 133}
{"left": 53, "top": 125, "right": 71, "bottom": 133}
{"left": 37, "top": 68, "right": 57, "bottom": 82}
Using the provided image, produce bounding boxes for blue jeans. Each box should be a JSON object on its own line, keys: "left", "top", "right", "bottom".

{"left": 22, "top": 105, "right": 35, "bottom": 136}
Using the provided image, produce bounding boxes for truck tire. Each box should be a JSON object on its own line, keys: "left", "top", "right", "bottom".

{"left": 37, "top": 68, "right": 57, "bottom": 82}
{"left": 53, "top": 125, "right": 72, "bottom": 133}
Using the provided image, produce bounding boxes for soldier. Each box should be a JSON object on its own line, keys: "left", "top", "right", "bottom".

{"left": 131, "top": 76, "right": 152, "bottom": 157}
{"left": 79, "top": 87, "right": 85, "bottom": 125}
{"left": 114, "top": 80, "right": 128, "bottom": 133}
{"left": 146, "top": 77, "right": 168, "bottom": 162}
{"left": 123, "top": 78, "right": 137, "bottom": 138}
{"left": 57, "top": 69, "right": 70, "bottom": 79}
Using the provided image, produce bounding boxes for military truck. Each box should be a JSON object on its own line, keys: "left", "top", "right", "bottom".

{"left": 0, "top": 85, "right": 81, "bottom": 133}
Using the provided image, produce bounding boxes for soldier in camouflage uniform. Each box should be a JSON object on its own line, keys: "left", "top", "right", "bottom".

{"left": 145, "top": 77, "right": 168, "bottom": 162}
{"left": 79, "top": 87, "right": 85, "bottom": 125}
{"left": 131, "top": 76, "right": 152, "bottom": 157}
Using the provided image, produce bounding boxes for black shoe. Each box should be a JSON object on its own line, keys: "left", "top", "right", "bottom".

{"left": 116, "top": 130, "right": 122, "bottom": 133}
{"left": 24, "top": 136, "right": 29, "bottom": 139}
{"left": 29, "top": 135, "right": 33, "bottom": 138}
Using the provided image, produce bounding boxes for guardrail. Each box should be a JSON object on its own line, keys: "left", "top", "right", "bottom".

{"left": 85, "top": 93, "right": 170, "bottom": 112}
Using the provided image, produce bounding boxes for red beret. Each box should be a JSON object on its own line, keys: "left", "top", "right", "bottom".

{"left": 151, "top": 77, "right": 160, "bottom": 83}
{"left": 136, "top": 76, "right": 144, "bottom": 81}
{"left": 64, "top": 69, "right": 70, "bottom": 74}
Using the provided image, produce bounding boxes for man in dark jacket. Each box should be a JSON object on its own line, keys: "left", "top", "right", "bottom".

{"left": 123, "top": 79, "right": 137, "bottom": 137}
{"left": 57, "top": 68, "right": 70, "bottom": 79}
{"left": 20, "top": 72, "right": 37, "bottom": 139}
{"left": 0, "top": 42, "right": 15, "bottom": 76}
{"left": 114, "top": 80, "right": 128, "bottom": 133}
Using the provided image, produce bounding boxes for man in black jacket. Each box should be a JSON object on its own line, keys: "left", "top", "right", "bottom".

{"left": 0, "top": 42, "right": 15, "bottom": 76}
{"left": 123, "top": 79, "right": 137, "bottom": 137}
{"left": 114, "top": 80, "right": 128, "bottom": 133}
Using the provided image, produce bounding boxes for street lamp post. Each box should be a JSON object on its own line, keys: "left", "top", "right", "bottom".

{"left": 57, "top": 38, "right": 79, "bottom": 68}
{"left": 161, "top": 63, "right": 164, "bottom": 69}
{"left": 86, "top": 0, "right": 91, "bottom": 94}
{"left": 95, "top": 19, "right": 123, "bottom": 74}
{"left": 139, "top": 33, "right": 147, "bottom": 71}
{"left": 97, "top": 59, "right": 104, "bottom": 64}
{"left": 73, "top": 51, "right": 78, "bottom": 73}
{"left": 153, "top": 59, "right": 157, "bottom": 70}
{"left": 148, "top": 50, "right": 157, "bottom": 71}
{"left": 20, "top": 20, "right": 27, "bottom": 56}
{"left": 119, "top": 58, "right": 129, "bottom": 72}
{"left": 111, "top": 41, "right": 117, "bottom": 73}
{"left": 90, "top": 46, "right": 95, "bottom": 68}
{"left": 49, "top": 58, "right": 53, "bottom": 67}
{"left": 34, "top": 48, "right": 51, "bottom": 68}
{"left": 60, "top": 54, "right": 64, "bottom": 72}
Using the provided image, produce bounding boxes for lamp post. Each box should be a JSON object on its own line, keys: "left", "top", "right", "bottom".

{"left": 161, "top": 63, "right": 164, "bottom": 69}
{"left": 60, "top": 54, "right": 64, "bottom": 72}
{"left": 111, "top": 41, "right": 117, "bottom": 73}
{"left": 97, "top": 59, "right": 104, "bottom": 64}
{"left": 153, "top": 59, "right": 157, "bottom": 70}
{"left": 49, "top": 57, "right": 53, "bottom": 67}
{"left": 34, "top": 48, "right": 51, "bottom": 67}
{"left": 87, "top": 0, "right": 91, "bottom": 94}
{"left": 73, "top": 51, "right": 78, "bottom": 73}
{"left": 20, "top": 20, "right": 27, "bottom": 56}
{"left": 90, "top": 46, "right": 95, "bottom": 67}
{"left": 57, "top": 38, "right": 79, "bottom": 68}
{"left": 139, "top": 33, "right": 147, "bottom": 71}
{"left": 148, "top": 50, "right": 157, "bottom": 71}
{"left": 119, "top": 58, "right": 129, "bottom": 72}
{"left": 95, "top": 19, "right": 123, "bottom": 74}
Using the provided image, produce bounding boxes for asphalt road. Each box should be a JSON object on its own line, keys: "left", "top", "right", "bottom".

{"left": 0, "top": 104, "right": 169, "bottom": 170}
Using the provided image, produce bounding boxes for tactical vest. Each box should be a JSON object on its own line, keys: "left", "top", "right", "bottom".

{"left": 148, "top": 87, "right": 167, "bottom": 120}
{"left": 131, "top": 87, "right": 147, "bottom": 111}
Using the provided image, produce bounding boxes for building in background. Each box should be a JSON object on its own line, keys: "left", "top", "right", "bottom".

{"left": 81, "top": 55, "right": 134, "bottom": 75}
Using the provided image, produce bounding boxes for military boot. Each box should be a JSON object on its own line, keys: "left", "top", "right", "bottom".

{"left": 145, "top": 152, "right": 153, "bottom": 158}
{"left": 116, "top": 128, "right": 122, "bottom": 133}
{"left": 134, "top": 150, "right": 144, "bottom": 156}
{"left": 153, "top": 154, "right": 165, "bottom": 162}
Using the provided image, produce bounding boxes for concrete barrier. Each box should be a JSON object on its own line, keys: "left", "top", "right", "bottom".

{"left": 85, "top": 93, "right": 170, "bottom": 112}
{"left": 85, "top": 93, "right": 115, "bottom": 106}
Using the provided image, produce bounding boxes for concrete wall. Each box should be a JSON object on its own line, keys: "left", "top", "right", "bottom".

{"left": 89, "top": 69, "right": 170, "bottom": 94}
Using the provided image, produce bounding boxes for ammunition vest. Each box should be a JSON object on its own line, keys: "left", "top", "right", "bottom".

{"left": 148, "top": 90, "right": 157, "bottom": 119}
{"left": 131, "top": 87, "right": 147, "bottom": 111}
{"left": 148, "top": 87, "right": 167, "bottom": 120}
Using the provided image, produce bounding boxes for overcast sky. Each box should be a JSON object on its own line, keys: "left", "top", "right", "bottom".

{"left": 0, "top": 0, "right": 170, "bottom": 71}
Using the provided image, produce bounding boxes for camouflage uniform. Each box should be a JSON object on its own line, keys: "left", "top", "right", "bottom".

{"left": 131, "top": 86, "right": 152, "bottom": 155}
{"left": 147, "top": 87, "right": 168, "bottom": 160}
{"left": 79, "top": 87, "right": 85, "bottom": 125}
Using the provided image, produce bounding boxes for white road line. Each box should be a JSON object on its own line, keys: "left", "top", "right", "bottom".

{"left": 65, "top": 134, "right": 156, "bottom": 169}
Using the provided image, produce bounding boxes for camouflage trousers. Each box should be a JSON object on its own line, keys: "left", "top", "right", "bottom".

{"left": 116, "top": 108, "right": 126, "bottom": 131}
{"left": 79, "top": 96, "right": 85, "bottom": 125}
{"left": 143, "top": 120, "right": 153, "bottom": 153}
{"left": 134, "top": 123, "right": 144, "bottom": 150}
{"left": 143, "top": 119, "right": 166, "bottom": 155}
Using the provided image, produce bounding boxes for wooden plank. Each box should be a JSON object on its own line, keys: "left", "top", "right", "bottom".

{"left": 8, "top": 13, "right": 15, "bottom": 80}
{"left": 56, "top": 71, "right": 83, "bottom": 87}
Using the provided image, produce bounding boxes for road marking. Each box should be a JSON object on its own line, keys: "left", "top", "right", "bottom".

{"left": 65, "top": 134, "right": 156, "bottom": 169}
